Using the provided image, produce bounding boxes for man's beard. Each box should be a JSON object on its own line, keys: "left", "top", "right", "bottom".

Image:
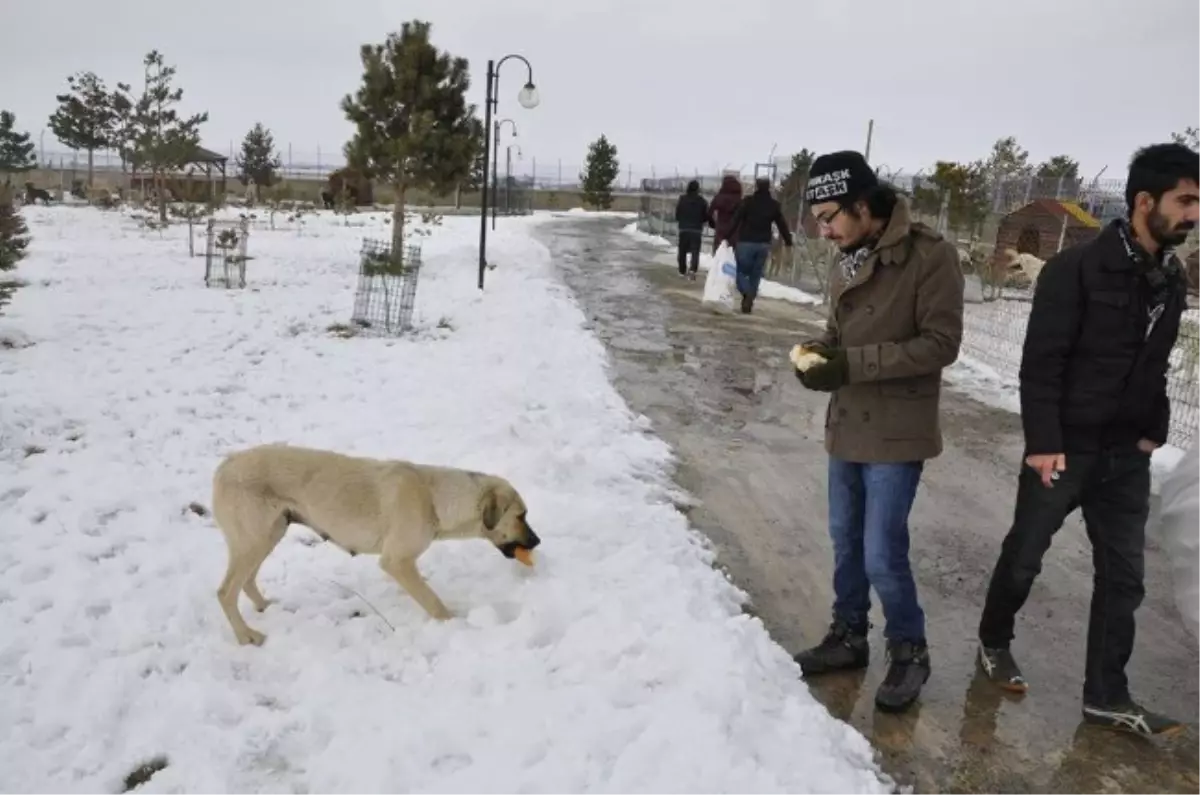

{"left": 1148, "top": 206, "right": 1195, "bottom": 248}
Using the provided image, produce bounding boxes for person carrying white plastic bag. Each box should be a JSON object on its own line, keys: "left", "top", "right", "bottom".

{"left": 1154, "top": 443, "right": 1199, "bottom": 640}
{"left": 701, "top": 241, "right": 739, "bottom": 313}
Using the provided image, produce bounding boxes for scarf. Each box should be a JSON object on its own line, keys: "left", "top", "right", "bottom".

{"left": 1114, "top": 219, "right": 1180, "bottom": 341}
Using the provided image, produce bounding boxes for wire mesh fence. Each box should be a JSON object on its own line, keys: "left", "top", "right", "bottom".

{"left": 350, "top": 240, "right": 421, "bottom": 335}
{"left": 203, "top": 218, "right": 250, "bottom": 289}
{"left": 961, "top": 298, "right": 1198, "bottom": 449}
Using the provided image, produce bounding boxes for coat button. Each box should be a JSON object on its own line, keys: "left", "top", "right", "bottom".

{"left": 862, "top": 411, "right": 870, "bottom": 422}
{"left": 865, "top": 305, "right": 875, "bottom": 314}
{"left": 867, "top": 362, "right": 878, "bottom": 373}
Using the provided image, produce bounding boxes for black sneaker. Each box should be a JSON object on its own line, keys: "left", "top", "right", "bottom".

{"left": 874, "top": 640, "right": 931, "bottom": 713}
{"left": 1082, "top": 701, "right": 1185, "bottom": 737}
{"left": 977, "top": 644, "right": 1028, "bottom": 693}
{"left": 794, "top": 621, "right": 869, "bottom": 676}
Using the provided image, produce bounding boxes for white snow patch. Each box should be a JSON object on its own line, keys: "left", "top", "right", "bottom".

{"left": 0, "top": 206, "right": 888, "bottom": 793}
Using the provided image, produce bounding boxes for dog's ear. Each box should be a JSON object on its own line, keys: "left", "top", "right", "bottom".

{"left": 479, "top": 487, "right": 502, "bottom": 531}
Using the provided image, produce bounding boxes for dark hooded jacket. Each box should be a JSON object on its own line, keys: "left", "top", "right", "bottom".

{"left": 674, "top": 183, "right": 709, "bottom": 232}
{"left": 707, "top": 175, "right": 743, "bottom": 246}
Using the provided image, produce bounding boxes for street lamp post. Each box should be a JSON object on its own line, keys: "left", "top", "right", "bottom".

{"left": 478, "top": 54, "right": 539, "bottom": 290}
{"left": 492, "top": 118, "right": 517, "bottom": 230}
{"left": 505, "top": 143, "right": 522, "bottom": 215}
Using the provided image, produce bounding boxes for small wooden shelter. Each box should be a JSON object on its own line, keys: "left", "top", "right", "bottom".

{"left": 129, "top": 144, "right": 228, "bottom": 202}
{"left": 992, "top": 199, "right": 1101, "bottom": 268}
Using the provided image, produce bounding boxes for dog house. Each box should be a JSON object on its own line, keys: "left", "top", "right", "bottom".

{"left": 992, "top": 199, "right": 1101, "bottom": 271}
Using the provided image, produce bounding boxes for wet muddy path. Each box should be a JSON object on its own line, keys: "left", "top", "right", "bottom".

{"left": 536, "top": 216, "right": 1199, "bottom": 793}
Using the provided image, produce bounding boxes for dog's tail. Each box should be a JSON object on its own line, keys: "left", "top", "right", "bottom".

{"left": 185, "top": 501, "right": 210, "bottom": 518}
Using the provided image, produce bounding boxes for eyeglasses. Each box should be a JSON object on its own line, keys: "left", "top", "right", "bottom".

{"left": 815, "top": 207, "right": 844, "bottom": 229}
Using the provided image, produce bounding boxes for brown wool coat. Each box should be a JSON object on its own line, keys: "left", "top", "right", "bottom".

{"left": 813, "top": 200, "right": 965, "bottom": 463}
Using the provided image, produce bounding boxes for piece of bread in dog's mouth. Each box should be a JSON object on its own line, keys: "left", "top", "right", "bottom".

{"left": 513, "top": 547, "right": 535, "bottom": 566}
{"left": 789, "top": 343, "right": 827, "bottom": 372}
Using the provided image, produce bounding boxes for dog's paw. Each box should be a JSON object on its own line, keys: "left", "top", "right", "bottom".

{"left": 236, "top": 628, "right": 267, "bottom": 646}
{"left": 431, "top": 608, "right": 455, "bottom": 622}
{"left": 252, "top": 598, "right": 275, "bottom": 613}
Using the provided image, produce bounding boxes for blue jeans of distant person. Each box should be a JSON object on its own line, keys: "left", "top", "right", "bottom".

{"left": 734, "top": 241, "right": 771, "bottom": 298}
{"left": 827, "top": 456, "right": 927, "bottom": 642}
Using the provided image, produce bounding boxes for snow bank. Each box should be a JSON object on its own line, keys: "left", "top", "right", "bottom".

{"left": 0, "top": 206, "right": 887, "bottom": 793}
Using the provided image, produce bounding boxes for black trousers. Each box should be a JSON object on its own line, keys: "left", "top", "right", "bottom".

{"left": 979, "top": 447, "right": 1150, "bottom": 706}
{"left": 677, "top": 230, "right": 702, "bottom": 274}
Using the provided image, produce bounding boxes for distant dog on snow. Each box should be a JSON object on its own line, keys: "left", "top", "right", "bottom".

{"left": 24, "top": 183, "right": 53, "bottom": 205}
{"left": 209, "top": 444, "right": 540, "bottom": 646}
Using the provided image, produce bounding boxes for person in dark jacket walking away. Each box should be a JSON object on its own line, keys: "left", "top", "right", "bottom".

{"left": 707, "top": 174, "right": 743, "bottom": 253}
{"left": 792, "top": 150, "right": 964, "bottom": 713}
{"left": 977, "top": 143, "right": 1197, "bottom": 736}
{"left": 674, "top": 180, "right": 708, "bottom": 279}
{"left": 727, "top": 177, "right": 793, "bottom": 314}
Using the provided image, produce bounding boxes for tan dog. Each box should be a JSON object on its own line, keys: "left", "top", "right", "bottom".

{"left": 210, "top": 444, "right": 540, "bottom": 645}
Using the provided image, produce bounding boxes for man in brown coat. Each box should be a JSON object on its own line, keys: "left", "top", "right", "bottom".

{"left": 792, "top": 150, "right": 964, "bottom": 713}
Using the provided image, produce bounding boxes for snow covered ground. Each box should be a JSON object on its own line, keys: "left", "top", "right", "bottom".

{"left": 0, "top": 206, "right": 889, "bottom": 793}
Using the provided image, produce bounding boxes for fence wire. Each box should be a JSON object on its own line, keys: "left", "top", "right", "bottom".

{"left": 962, "top": 298, "right": 1198, "bottom": 449}
{"left": 350, "top": 240, "right": 421, "bottom": 335}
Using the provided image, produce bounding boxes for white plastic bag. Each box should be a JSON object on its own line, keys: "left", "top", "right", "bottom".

{"left": 1155, "top": 444, "right": 1199, "bottom": 640}
{"left": 702, "top": 242, "right": 739, "bottom": 313}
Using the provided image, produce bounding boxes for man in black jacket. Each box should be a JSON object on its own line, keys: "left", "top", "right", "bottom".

{"left": 977, "top": 143, "right": 1198, "bottom": 736}
{"left": 728, "top": 177, "right": 793, "bottom": 313}
{"left": 674, "top": 180, "right": 708, "bottom": 279}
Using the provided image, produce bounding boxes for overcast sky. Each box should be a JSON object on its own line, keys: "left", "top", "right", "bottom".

{"left": 2, "top": 0, "right": 1196, "bottom": 183}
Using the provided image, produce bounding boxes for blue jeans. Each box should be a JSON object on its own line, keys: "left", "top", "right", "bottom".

{"left": 827, "top": 456, "right": 926, "bottom": 642}
{"left": 734, "top": 242, "right": 771, "bottom": 297}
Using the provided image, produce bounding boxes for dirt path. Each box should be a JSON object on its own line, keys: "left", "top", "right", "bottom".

{"left": 535, "top": 216, "right": 1199, "bottom": 794}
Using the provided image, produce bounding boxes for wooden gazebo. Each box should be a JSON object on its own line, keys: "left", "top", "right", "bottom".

{"left": 187, "top": 145, "right": 228, "bottom": 199}
{"left": 130, "top": 144, "right": 228, "bottom": 202}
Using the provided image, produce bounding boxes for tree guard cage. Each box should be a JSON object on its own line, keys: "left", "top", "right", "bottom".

{"left": 204, "top": 217, "right": 250, "bottom": 289}
{"left": 351, "top": 239, "right": 422, "bottom": 334}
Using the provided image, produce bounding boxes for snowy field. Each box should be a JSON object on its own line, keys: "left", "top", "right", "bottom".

{"left": 0, "top": 206, "right": 889, "bottom": 793}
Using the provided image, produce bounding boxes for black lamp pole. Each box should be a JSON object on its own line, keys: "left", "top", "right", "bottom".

{"left": 477, "top": 54, "right": 537, "bottom": 291}
{"left": 492, "top": 118, "right": 516, "bottom": 231}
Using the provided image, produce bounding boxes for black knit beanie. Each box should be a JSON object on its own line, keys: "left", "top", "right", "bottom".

{"left": 804, "top": 150, "right": 877, "bottom": 204}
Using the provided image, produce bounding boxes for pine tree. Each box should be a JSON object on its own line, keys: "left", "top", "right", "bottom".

{"left": 341, "top": 20, "right": 483, "bottom": 258}
{"left": 0, "top": 111, "right": 38, "bottom": 179}
{"left": 0, "top": 184, "right": 30, "bottom": 315}
{"left": 126, "top": 50, "right": 208, "bottom": 221}
{"left": 47, "top": 71, "right": 115, "bottom": 187}
{"left": 236, "top": 122, "right": 282, "bottom": 189}
{"left": 107, "top": 83, "right": 136, "bottom": 174}
{"left": 1172, "top": 126, "right": 1199, "bottom": 152}
{"left": 1035, "top": 155, "right": 1080, "bottom": 181}
{"left": 580, "top": 135, "right": 620, "bottom": 210}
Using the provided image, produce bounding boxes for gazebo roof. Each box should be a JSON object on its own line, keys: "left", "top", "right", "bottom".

{"left": 188, "top": 146, "right": 228, "bottom": 165}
